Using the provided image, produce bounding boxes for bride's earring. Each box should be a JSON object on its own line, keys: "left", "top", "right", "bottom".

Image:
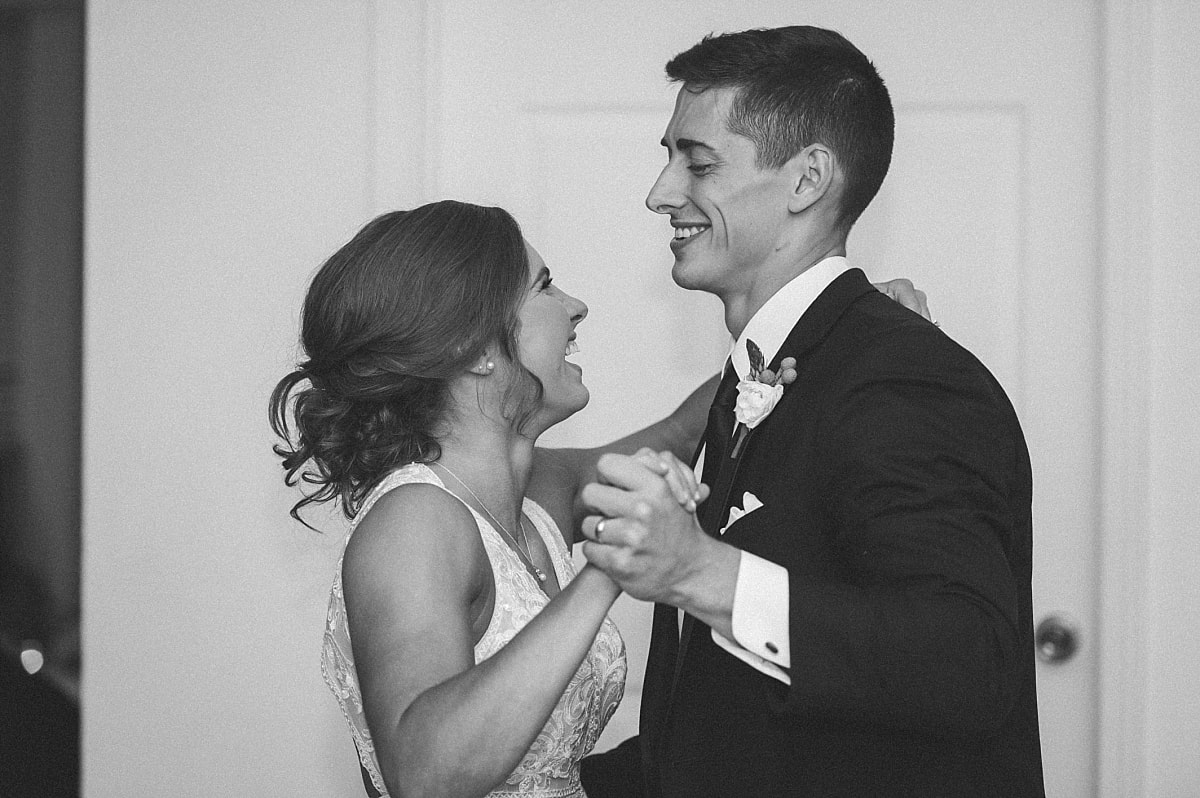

{"left": 472, "top": 359, "right": 495, "bottom": 375}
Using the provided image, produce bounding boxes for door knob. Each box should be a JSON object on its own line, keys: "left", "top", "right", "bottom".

{"left": 1034, "top": 614, "right": 1079, "bottom": 664}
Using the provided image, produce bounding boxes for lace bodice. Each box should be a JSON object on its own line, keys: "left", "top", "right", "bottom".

{"left": 322, "top": 463, "right": 626, "bottom": 797}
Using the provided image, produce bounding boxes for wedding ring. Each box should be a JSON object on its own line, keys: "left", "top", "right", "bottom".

{"left": 595, "top": 519, "right": 606, "bottom": 542}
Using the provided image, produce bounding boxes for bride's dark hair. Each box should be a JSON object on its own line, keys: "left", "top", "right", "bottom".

{"left": 270, "top": 200, "right": 542, "bottom": 522}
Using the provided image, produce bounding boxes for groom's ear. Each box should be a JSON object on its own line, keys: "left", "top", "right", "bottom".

{"left": 785, "top": 143, "right": 838, "bottom": 214}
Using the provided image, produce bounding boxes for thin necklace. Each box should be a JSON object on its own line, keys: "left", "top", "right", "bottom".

{"left": 433, "top": 462, "right": 548, "bottom": 584}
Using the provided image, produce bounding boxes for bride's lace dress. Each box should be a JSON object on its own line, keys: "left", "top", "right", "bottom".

{"left": 322, "top": 463, "right": 627, "bottom": 797}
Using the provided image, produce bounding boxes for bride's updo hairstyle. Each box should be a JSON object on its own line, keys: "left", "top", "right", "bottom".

{"left": 270, "top": 200, "right": 542, "bottom": 521}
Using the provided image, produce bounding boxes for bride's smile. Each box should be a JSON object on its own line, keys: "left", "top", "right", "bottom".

{"left": 514, "top": 241, "right": 590, "bottom": 426}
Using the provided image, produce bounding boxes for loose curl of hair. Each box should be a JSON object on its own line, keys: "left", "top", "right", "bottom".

{"left": 269, "top": 201, "right": 543, "bottom": 524}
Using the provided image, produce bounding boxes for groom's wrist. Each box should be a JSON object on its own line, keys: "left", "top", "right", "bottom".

{"left": 670, "top": 536, "right": 740, "bottom": 639}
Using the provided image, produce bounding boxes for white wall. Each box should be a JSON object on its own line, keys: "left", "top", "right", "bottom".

{"left": 82, "top": 2, "right": 376, "bottom": 794}
{"left": 81, "top": 1, "right": 1200, "bottom": 795}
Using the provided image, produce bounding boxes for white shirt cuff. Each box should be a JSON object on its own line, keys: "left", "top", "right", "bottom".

{"left": 711, "top": 551, "right": 791, "bottom": 685}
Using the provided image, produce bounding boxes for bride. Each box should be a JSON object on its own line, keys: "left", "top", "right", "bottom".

{"left": 270, "top": 200, "right": 929, "bottom": 797}
{"left": 271, "top": 200, "right": 712, "bottom": 798}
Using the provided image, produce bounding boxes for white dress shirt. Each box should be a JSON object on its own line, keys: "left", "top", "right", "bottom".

{"left": 703, "top": 255, "right": 853, "bottom": 684}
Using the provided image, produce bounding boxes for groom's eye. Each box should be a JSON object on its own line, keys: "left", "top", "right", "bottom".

{"left": 688, "top": 162, "right": 715, "bottom": 176}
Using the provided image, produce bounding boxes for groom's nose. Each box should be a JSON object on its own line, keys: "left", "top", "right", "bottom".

{"left": 646, "top": 163, "right": 685, "bottom": 214}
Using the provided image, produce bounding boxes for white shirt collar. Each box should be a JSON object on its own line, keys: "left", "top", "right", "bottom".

{"left": 728, "top": 256, "right": 852, "bottom": 379}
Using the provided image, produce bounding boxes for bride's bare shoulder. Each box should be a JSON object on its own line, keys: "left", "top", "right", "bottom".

{"left": 342, "top": 482, "right": 486, "bottom": 600}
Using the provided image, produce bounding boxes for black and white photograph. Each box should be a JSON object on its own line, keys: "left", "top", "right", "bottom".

{"left": 2, "top": 1, "right": 1197, "bottom": 796}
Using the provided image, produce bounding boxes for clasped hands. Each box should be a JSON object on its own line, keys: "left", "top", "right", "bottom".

{"left": 581, "top": 449, "right": 738, "bottom": 615}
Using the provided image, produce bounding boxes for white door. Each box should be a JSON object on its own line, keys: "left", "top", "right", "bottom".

{"left": 379, "top": 3, "right": 1101, "bottom": 795}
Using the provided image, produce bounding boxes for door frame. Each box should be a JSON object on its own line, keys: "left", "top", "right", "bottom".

{"left": 370, "top": 2, "right": 1153, "bottom": 793}
{"left": 1096, "top": 1, "right": 1152, "bottom": 795}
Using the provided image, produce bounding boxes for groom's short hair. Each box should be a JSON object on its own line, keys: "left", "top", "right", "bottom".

{"left": 666, "top": 25, "right": 894, "bottom": 232}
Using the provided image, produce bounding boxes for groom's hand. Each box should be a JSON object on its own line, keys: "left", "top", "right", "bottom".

{"left": 580, "top": 453, "right": 739, "bottom": 631}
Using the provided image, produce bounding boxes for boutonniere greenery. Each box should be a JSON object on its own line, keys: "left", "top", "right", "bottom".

{"left": 730, "top": 339, "right": 797, "bottom": 458}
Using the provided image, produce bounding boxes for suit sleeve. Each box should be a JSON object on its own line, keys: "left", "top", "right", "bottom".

{"left": 782, "top": 330, "right": 1027, "bottom": 738}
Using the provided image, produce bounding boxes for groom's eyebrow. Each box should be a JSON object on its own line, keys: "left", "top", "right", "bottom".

{"left": 661, "top": 137, "right": 716, "bottom": 155}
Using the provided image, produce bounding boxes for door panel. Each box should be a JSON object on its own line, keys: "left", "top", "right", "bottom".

{"left": 394, "top": 3, "right": 1101, "bottom": 795}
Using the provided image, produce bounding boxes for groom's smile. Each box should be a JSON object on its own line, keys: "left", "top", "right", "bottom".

{"left": 672, "top": 224, "right": 710, "bottom": 241}
{"left": 670, "top": 223, "right": 710, "bottom": 249}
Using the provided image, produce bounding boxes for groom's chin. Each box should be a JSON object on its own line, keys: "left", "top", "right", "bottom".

{"left": 671, "top": 260, "right": 715, "bottom": 294}
{"left": 670, "top": 259, "right": 700, "bottom": 290}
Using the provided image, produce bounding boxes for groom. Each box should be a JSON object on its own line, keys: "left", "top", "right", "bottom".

{"left": 580, "top": 26, "right": 1045, "bottom": 797}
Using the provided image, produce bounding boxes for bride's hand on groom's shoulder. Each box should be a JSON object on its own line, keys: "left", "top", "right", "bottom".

{"left": 873, "top": 277, "right": 932, "bottom": 321}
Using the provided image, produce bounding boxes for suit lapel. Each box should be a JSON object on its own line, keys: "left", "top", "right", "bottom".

{"left": 666, "top": 269, "right": 876, "bottom": 700}
{"left": 770, "top": 267, "right": 878, "bottom": 371}
{"left": 706, "top": 268, "right": 876, "bottom": 535}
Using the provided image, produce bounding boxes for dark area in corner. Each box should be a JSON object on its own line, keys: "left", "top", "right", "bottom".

{"left": 0, "top": 646, "right": 79, "bottom": 798}
{"left": 0, "top": 1, "right": 85, "bottom": 795}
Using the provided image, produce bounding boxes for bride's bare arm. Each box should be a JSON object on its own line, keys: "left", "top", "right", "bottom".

{"left": 529, "top": 372, "right": 719, "bottom": 541}
{"left": 342, "top": 484, "right": 620, "bottom": 798}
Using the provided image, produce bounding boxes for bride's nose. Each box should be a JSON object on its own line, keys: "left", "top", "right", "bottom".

{"left": 565, "top": 291, "right": 588, "bottom": 324}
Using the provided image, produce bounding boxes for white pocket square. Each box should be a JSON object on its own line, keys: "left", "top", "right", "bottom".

{"left": 719, "top": 491, "right": 763, "bottom": 536}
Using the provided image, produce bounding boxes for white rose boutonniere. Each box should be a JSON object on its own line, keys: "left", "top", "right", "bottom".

{"left": 734, "top": 381, "right": 784, "bottom": 429}
{"left": 730, "top": 339, "right": 797, "bottom": 459}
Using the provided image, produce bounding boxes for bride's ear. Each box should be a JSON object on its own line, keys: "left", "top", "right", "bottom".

{"left": 469, "top": 357, "right": 496, "bottom": 376}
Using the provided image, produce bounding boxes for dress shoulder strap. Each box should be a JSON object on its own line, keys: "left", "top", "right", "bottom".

{"left": 351, "top": 462, "right": 446, "bottom": 531}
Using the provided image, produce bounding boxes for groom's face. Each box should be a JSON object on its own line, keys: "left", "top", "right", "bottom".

{"left": 646, "top": 86, "right": 795, "bottom": 300}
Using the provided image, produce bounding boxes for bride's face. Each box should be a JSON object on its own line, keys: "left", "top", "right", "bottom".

{"left": 514, "top": 241, "right": 590, "bottom": 427}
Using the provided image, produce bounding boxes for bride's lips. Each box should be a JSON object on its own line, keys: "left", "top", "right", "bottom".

{"left": 564, "top": 337, "right": 582, "bottom": 374}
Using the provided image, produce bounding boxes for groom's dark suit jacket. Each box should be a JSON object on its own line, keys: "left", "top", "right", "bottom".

{"left": 583, "top": 269, "right": 1045, "bottom": 797}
